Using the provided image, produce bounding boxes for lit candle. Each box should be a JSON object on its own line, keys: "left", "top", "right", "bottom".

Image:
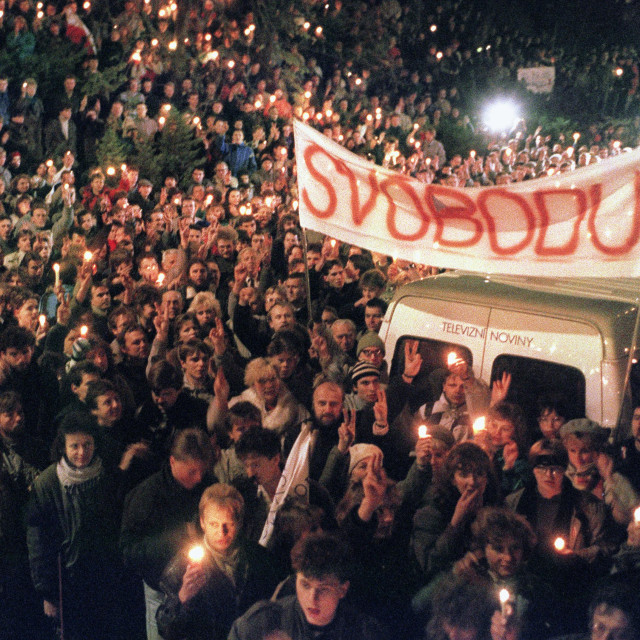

{"left": 315, "top": 26, "right": 323, "bottom": 36}
{"left": 330, "top": 239, "right": 336, "bottom": 248}
{"left": 156, "top": 273, "right": 165, "bottom": 286}
{"left": 499, "top": 589, "right": 510, "bottom": 617}
{"left": 121, "top": 164, "right": 127, "bottom": 173}
{"left": 634, "top": 506, "right": 640, "bottom": 523}
{"left": 188, "top": 545, "right": 205, "bottom": 562}
{"left": 573, "top": 132, "right": 580, "bottom": 143}
{"left": 418, "top": 425, "right": 429, "bottom": 439}
{"left": 80, "top": 325, "right": 88, "bottom": 337}
{"left": 554, "top": 537, "right": 566, "bottom": 552}
{"left": 83, "top": 251, "right": 93, "bottom": 262}
{"left": 447, "top": 352, "right": 458, "bottom": 367}
{"left": 470, "top": 150, "right": 476, "bottom": 158}
{"left": 53, "top": 263, "right": 60, "bottom": 287}
{"left": 39, "top": 314, "right": 46, "bottom": 328}
{"left": 472, "top": 417, "right": 486, "bottom": 434}
{"left": 106, "top": 167, "right": 115, "bottom": 176}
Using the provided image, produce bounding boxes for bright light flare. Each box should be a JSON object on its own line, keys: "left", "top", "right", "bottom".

{"left": 472, "top": 417, "right": 486, "bottom": 433}
{"left": 188, "top": 545, "right": 205, "bottom": 562}
{"left": 482, "top": 99, "right": 520, "bottom": 133}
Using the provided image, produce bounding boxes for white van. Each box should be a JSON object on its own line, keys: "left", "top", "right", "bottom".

{"left": 379, "top": 272, "right": 640, "bottom": 435}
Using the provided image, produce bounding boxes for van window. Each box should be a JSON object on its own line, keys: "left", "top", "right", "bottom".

{"left": 390, "top": 336, "right": 473, "bottom": 408}
{"left": 491, "top": 354, "right": 586, "bottom": 438}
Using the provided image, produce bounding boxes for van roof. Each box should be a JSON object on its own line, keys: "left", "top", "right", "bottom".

{"left": 392, "top": 272, "right": 638, "bottom": 359}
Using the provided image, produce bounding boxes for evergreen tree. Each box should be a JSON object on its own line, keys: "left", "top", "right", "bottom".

{"left": 154, "top": 110, "right": 205, "bottom": 187}
{"left": 95, "top": 124, "right": 130, "bottom": 170}
{"left": 131, "top": 134, "right": 161, "bottom": 186}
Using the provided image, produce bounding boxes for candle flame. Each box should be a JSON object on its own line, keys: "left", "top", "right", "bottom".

{"left": 499, "top": 588, "right": 510, "bottom": 604}
{"left": 80, "top": 325, "right": 88, "bottom": 337}
{"left": 188, "top": 545, "right": 205, "bottom": 562}
{"left": 418, "top": 425, "right": 429, "bottom": 439}
{"left": 472, "top": 417, "right": 486, "bottom": 433}
{"left": 554, "top": 537, "right": 566, "bottom": 551}
{"left": 447, "top": 352, "right": 457, "bottom": 366}
{"left": 634, "top": 506, "right": 640, "bottom": 523}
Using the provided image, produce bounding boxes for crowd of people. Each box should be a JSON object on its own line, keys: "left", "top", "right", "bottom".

{"left": 1, "top": 1, "right": 640, "bottom": 640}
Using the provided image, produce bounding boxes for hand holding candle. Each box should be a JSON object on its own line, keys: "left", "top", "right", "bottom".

{"left": 553, "top": 536, "right": 569, "bottom": 554}
{"left": 499, "top": 588, "right": 510, "bottom": 617}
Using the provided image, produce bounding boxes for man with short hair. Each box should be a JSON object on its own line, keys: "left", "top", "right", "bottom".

{"left": 229, "top": 532, "right": 386, "bottom": 640}
{"left": 0, "top": 325, "right": 59, "bottom": 444}
{"left": 283, "top": 272, "right": 308, "bottom": 325}
{"left": 234, "top": 427, "right": 334, "bottom": 542}
{"left": 44, "top": 104, "right": 77, "bottom": 158}
{"left": 121, "top": 429, "right": 215, "bottom": 640}
{"left": 116, "top": 325, "right": 151, "bottom": 407}
{"left": 132, "top": 361, "right": 210, "bottom": 476}
{"left": 222, "top": 129, "right": 257, "bottom": 177}
{"left": 332, "top": 319, "right": 357, "bottom": 361}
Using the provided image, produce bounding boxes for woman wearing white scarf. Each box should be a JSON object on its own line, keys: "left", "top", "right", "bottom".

{"left": 27, "top": 413, "right": 124, "bottom": 640}
{"left": 228, "top": 357, "right": 309, "bottom": 441}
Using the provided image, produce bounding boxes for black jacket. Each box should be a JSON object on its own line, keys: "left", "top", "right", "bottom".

{"left": 156, "top": 538, "right": 280, "bottom": 640}
{"left": 120, "top": 463, "right": 214, "bottom": 590}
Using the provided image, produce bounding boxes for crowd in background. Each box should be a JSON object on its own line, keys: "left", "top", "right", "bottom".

{"left": 1, "top": 1, "right": 640, "bottom": 640}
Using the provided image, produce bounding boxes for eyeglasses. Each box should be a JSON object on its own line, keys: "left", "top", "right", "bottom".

{"left": 534, "top": 466, "right": 564, "bottom": 477}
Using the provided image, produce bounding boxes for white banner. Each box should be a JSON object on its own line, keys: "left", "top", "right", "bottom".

{"left": 294, "top": 119, "right": 640, "bottom": 277}
{"left": 517, "top": 66, "right": 555, "bottom": 94}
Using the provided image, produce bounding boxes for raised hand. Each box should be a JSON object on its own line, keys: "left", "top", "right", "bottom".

{"left": 502, "top": 440, "right": 519, "bottom": 471}
{"left": 213, "top": 365, "right": 230, "bottom": 403}
{"left": 178, "top": 561, "right": 208, "bottom": 604}
{"left": 337, "top": 408, "right": 356, "bottom": 454}
{"left": 403, "top": 339, "right": 422, "bottom": 379}
{"left": 208, "top": 317, "right": 227, "bottom": 356}
{"left": 372, "top": 389, "right": 388, "bottom": 436}
{"left": 358, "top": 453, "right": 387, "bottom": 522}
{"left": 451, "top": 485, "right": 484, "bottom": 528}
{"left": 491, "top": 372, "right": 512, "bottom": 406}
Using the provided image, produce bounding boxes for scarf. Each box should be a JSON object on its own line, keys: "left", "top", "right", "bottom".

{"left": 56, "top": 455, "right": 103, "bottom": 488}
